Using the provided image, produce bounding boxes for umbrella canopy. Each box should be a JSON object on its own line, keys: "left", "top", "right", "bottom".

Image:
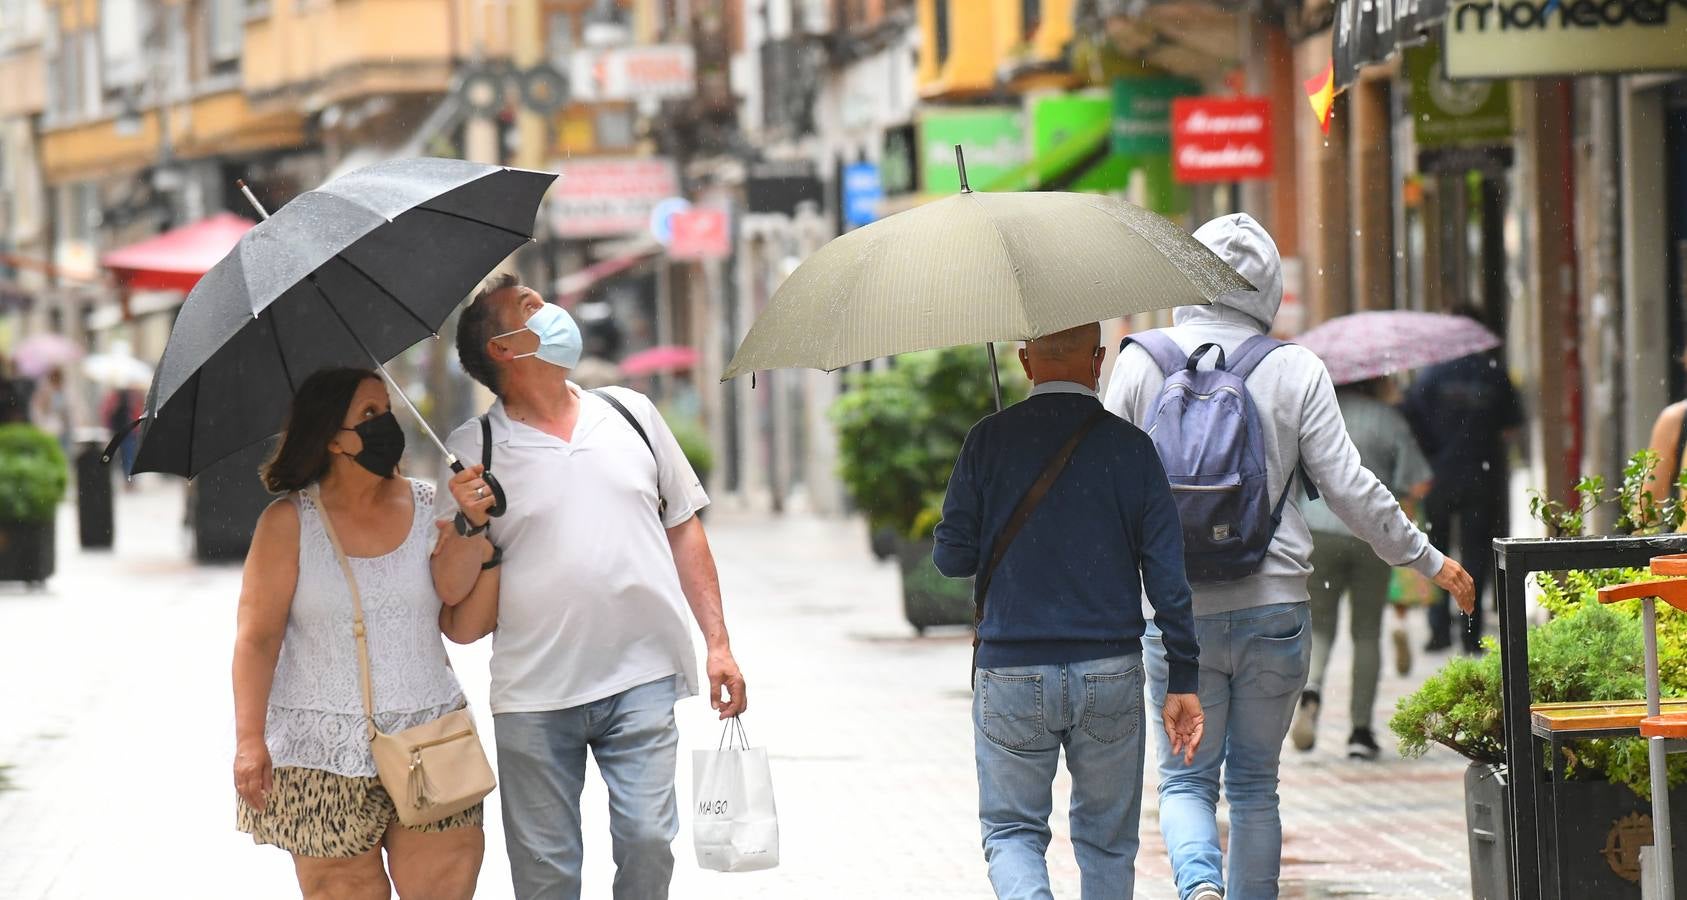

{"left": 621, "top": 345, "right": 699, "bottom": 377}
{"left": 101, "top": 212, "right": 256, "bottom": 292}
{"left": 85, "top": 341, "right": 155, "bottom": 389}
{"left": 721, "top": 190, "right": 1250, "bottom": 380}
{"left": 12, "top": 332, "right": 83, "bottom": 378}
{"left": 131, "top": 157, "right": 556, "bottom": 478}
{"left": 1294, "top": 310, "right": 1501, "bottom": 386}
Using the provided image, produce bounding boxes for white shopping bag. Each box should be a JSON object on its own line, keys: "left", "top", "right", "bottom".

{"left": 692, "top": 717, "right": 780, "bottom": 872}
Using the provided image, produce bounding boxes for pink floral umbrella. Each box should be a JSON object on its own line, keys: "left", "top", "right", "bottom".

{"left": 620, "top": 345, "right": 699, "bottom": 377}
{"left": 1295, "top": 310, "right": 1501, "bottom": 386}
{"left": 11, "top": 332, "right": 84, "bottom": 378}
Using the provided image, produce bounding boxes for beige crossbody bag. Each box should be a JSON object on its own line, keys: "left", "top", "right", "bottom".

{"left": 309, "top": 485, "right": 496, "bottom": 827}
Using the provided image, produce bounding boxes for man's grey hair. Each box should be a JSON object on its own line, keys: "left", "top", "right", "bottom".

{"left": 456, "top": 272, "right": 522, "bottom": 394}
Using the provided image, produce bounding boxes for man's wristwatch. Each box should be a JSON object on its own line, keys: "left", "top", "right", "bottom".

{"left": 454, "top": 512, "right": 489, "bottom": 537}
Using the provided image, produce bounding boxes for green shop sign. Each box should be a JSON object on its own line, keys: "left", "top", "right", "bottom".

{"left": 1112, "top": 76, "right": 1203, "bottom": 156}
{"left": 918, "top": 108, "right": 1026, "bottom": 195}
{"left": 1406, "top": 43, "right": 1511, "bottom": 149}
{"left": 1033, "top": 93, "right": 1130, "bottom": 194}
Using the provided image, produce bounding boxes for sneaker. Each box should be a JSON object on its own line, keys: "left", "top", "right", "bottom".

{"left": 1290, "top": 690, "right": 1320, "bottom": 751}
{"left": 1393, "top": 626, "right": 1413, "bottom": 676}
{"left": 1424, "top": 634, "right": 1453, "bottom": 652}
{"left": 1347, "top": 727, "right": 1381, "bottom": 761}
{"left": 1191, "top": 885, "right": 1224, "bottom": 900}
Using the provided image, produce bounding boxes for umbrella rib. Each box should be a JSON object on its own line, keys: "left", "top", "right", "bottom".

{"left": 413, "top": 205, "right": 536, "bottom": 242}
{"left": 265, "top": 307, "right": 298, "bottom": 396}
{"left": 335, "top": 255, "right": 442, "bottom": 336}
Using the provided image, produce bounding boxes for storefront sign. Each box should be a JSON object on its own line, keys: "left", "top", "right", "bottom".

{"left": 669, "top": 208, "right": 731, "bottom": 261}
{"left": 919, "top": 108, "right": 1026, "bottom": 195}
{"left": 746, "top": 160, "right": 824, "bottom": 216}
{"left": 1034, "top": 94, "right": 1130, "bottom": 193}
{"left": 881, "top": 123, "right": 919, "bottom": 196}
{"left": 1111, "top": 77, "right": 1204, "bottom": 156}
{"left": 568, "top": 45, "right": 697, "bottom": 102}
{"left": 842, "top": 162, "right": 884, "bottom": 228}
{"left": 1170, "top": 97, "right": 1274, "bottom": 184}
{"left": 549, "top": 158, "right": 681, "bottom": 238}
{"left": 1443, "top": 0, "right": 1687, "bottom": 79}
{"left": 1406, "top": 44, "right": 1512, "bottom": 149}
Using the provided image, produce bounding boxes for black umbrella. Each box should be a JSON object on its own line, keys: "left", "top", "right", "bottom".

{"left": 116, "top": 157, "right": 556, "bottom": 511}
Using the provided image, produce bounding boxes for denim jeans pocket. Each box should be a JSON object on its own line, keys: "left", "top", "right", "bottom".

{"left": 977, "top": 671, "right": 1046, "bottom": 750}
{"left": 1078, "top": 667, "right": 1143, "bottom": 744}
{"left": 1239, "top": 608, "right": 1312, "bottom": 699}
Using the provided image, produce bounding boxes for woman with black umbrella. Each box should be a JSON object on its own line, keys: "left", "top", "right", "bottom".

{"left": 232, "top": 368, "right": 497, "bottom": 898}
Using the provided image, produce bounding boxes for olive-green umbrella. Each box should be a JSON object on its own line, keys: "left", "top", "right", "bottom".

{"left": 721, "top": 180, "right": 1253, "bottom": 398}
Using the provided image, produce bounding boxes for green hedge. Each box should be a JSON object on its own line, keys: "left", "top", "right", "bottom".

{"left": 0, "top": 424, "right": 68, "bottom": 523}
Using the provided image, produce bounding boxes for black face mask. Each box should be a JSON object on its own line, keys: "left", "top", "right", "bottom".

{"left": 344, "top": 411, "right": 405, "bottom": 478}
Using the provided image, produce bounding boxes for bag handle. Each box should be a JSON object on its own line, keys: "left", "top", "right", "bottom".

{"left": 306, "top": 485, "right": 379, "bottom": 742}
{"left": 972, "top": 408, "right": 1112, "bottom": 671}
{"left": 716, "top": 716, "right": 751, "bottom": 751}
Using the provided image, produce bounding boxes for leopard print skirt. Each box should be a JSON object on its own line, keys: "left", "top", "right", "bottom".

{"left": 236, "top": 765, "right": 483, "bottom": 858}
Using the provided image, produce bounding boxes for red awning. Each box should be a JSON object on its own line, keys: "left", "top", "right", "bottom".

{"left": 555, "top": 242, "right": 661, "bottom": 305}
{"left": 101, "top": 212, "right": 256, "bottom": 293}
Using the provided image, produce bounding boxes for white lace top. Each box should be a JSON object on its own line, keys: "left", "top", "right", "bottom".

{"left": 266, "top": 478, "right": 466, "bottom": 777}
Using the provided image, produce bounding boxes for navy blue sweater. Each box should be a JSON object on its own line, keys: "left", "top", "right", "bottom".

{"left": 934, "top": 387, "right": 1200, "bottom": 694}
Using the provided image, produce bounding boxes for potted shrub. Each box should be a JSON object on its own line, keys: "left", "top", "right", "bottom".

{"left": 829, "top": 347, "right": 1026, "bottom": 633}
{"left": 0, "top": 423, "right": 69, "bottom": 585}
{"left": 1392, "top": 452, "right": 1687, "bottom": 897}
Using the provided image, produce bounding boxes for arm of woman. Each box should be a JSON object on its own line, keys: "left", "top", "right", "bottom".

{"left": 437, "top": 521, "right": 500, "bottom": 644}
{"left": 232, "top": 499, "right": 300, "bottom": 812}
{"left": 1645, "top": 402, "right": 1687, "bottom": 509}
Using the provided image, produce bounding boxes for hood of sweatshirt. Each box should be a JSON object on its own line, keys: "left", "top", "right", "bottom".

{"left": 1173, "top": 213, "right": 1283, "bottom": 334}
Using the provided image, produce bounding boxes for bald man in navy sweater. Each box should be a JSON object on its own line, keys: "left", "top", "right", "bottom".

{"left": 936, "top": 323, "right": 1203, "bottom": 900}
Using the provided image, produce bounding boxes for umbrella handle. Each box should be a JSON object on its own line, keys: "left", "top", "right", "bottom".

{"left": 447, "top": 459, "right": 509, "bottom": 518}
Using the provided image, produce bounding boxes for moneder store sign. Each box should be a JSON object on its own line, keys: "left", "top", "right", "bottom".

{"left": 1444, "top": 0, "right": 1687, "bottom": 78}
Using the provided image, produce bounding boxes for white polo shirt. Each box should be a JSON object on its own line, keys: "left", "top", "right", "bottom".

{"left": 434, "top": 384, "right": 709, "bottom": 714}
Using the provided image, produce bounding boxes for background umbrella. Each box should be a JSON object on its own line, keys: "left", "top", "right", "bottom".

{"left": 12, "top": 332, "right": 83, "bottom": 378}
{"left": 120, "top": 158, "right": 556, "bottom": 509}
{"left": 620, "top": 345, "right": 699, "bottom": 377}
{"left": 1294, "top": 310, "right": 1501, "bottom": 385}
{"left": 722, "top": 149, "right": 1250, "bottom": 407}
{"left": 83, "top": 341, "right": 154, "bottom": 389}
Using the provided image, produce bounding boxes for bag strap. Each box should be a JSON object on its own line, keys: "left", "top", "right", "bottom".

{"left": 590, "top": 388, "right": 668, "bottom": 518}
{"left": 1225, "top": 334, "right": 1287, "bottom": 380}
{"left": 972, "top": 407, "right": 1112, "bottom": 664}
{"left": 1122, "top": 331, "right": 1186, "bottom": 378}
{"left": 306, "top": 485, "right": 379, "bottom": 742}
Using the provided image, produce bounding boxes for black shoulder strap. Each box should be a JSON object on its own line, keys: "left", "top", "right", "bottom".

{"left": 590, "top": 389, "right": 667, "bottom": 518}
{"left": 972, "top": 407, "right": 1111, "bottom": 670}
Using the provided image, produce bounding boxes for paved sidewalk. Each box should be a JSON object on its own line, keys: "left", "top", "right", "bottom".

{"left": 0, "top": 481, "right": 1473, "bottom": 899}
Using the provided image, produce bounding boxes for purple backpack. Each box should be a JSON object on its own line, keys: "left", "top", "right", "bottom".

{"left": 1125, "top": 331, "right": 1313, "bottom": 584}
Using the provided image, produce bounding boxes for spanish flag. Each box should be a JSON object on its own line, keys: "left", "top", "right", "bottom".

{"left": 1304, "top": 60, "right": 1336, "bottom": 135}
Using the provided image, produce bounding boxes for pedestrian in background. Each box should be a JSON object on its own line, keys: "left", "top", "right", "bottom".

{"left": 934, "top": 322, "right": 1204, "bottom": 900}
{"left": 1401, "top": 304, "right": 1523, "bottom": 654}
{"left": 101, "top": 386, "right": 141, "bottom": 483}
{"left": 1105, "top": 213, "right": 1475, "bottom": 900}
{"left": 1642, "top": 353, "right": 1687, "bottom": 510}
{"left": 432, "top": 273, "right": 746, "bottom": 900}
{"left": 29, "top": 368, "right": 71, "bottom": 456}
{"left": 1291, "top": 376, "right": 1434, "bottom": 760}
{"left": 232, "top": 367, "right": 493, "bottom": 899}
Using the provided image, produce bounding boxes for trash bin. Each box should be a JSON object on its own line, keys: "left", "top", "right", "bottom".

{"left": 74, "top": 429, "right": 114, "bottom": 549}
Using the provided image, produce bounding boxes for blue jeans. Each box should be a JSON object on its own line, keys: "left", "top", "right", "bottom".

{"left": 1145, "top": 603, "right": 1311, "bottom": 900}
{"left": 494, "top": 676, "right": 681, "bottom": 900}
{"left": 973, "top": 653, "right": 1147, "bottom": 900}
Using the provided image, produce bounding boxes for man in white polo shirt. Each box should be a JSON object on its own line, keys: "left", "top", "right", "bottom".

{"left": 431, "top": 273, "right": 747, "bottom": 900}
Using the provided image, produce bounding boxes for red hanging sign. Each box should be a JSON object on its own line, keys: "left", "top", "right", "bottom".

{"left": 669, "top": 208, "right": 731, "bottom": 261}
{"left": 1171, "top": 97, "right": 1274, "bottom": 184}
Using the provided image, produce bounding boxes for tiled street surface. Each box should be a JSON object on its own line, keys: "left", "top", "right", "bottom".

{"left": 0, "top": 480, "right": 1472, "bottom": 898}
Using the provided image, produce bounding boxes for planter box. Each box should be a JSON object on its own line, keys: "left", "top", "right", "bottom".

{"left": 0, "top": 517, "right": 55, "bottom": 584}
{"left": 893, "top": 536, "right": 974, "bottom": 634}
{"left": 1466, "top": 761, "right": 1687, "bottom": 898}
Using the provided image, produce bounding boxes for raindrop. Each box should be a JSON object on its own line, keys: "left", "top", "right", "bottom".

{"left": 1482, "top": 461, "right": 1491, "bottom": 472}
{"left": 1354, "top": 229, "right": 1362, "bottom": 237}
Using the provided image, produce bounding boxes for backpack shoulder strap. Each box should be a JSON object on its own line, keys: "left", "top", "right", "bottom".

{"left": 1121, "top": 330, "right": 1186, "bottom": 378}
{"left": 1225, "top": 334, "right": 1290, "bottom": 380}
{"left": 590, "top": 388, "right": 668, "bottom": 517}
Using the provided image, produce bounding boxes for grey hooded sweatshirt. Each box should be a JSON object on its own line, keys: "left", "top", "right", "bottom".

{"left": 1103, "top": 213, "right": 1445, "bottom": 616}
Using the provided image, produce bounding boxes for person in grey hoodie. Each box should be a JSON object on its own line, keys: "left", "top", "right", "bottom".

{"left": 1103, "top": 213, "right": 1476, "bottom": 900}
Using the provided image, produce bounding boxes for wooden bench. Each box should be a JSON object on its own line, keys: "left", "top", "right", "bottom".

{"left": 1532, "top": 698, "right": 1687, "bottom": 742}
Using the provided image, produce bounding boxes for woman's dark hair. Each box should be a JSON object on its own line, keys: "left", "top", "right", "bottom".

{"left": 261, "top": 367, "right": 378, "bottom": 494}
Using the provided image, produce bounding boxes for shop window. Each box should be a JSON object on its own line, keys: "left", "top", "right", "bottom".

{"left": 933, "top": 0, "right": 949, "bottom": 67}
{"left": 1021, "top": 0, "right": 1040, "bottom": 42}
{"left": 99, "top": 0, "right": 145, "bottom": 90}
{"left": 208, "top": 0, "right": 243, "bottom": 70}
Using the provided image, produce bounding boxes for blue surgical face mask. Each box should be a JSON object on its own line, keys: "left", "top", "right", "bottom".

{"left": 493, "top": 303, "right": 583, "bottom": 370}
